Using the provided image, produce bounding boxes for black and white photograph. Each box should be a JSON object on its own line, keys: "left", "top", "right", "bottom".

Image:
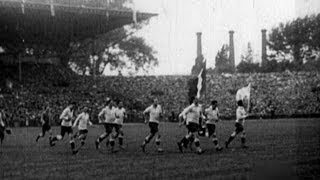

{"left": 0, "top": 0, "right": 320, "bottom": 179}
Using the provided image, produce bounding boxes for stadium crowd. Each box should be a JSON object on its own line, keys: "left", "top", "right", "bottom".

{"left": 1, "top": 64, "right": 320, "bottom": 127}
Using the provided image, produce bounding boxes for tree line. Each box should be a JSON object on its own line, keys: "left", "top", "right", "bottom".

{"left": 209, "top": 14, "right": 320, "bottom": 74}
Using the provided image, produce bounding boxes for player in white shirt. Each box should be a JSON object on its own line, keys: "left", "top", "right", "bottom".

{"left": 177, "top": 97, "right": 204, "bottom": 154}
{"left": 178, "top": 101, "right": 196, "bottom": 150}
{"left": 50, "top": 102, "right": 76, "bottom": 152}
{"left": 204, "top": 100, "right": 223, "bottom": 151}
{"left": 225, "top": 100, "right": 249, "bottom": 149}
{"left": 109, "top": 101, "right": 127, "bottom": 150}
{"left": 72, "top": 107, "right": 93, "bottom": 155}
{"left": 95, "top": 98, "right": 117, "bottom": 150}
{"left": 140, "top": 98, "right": 163, "bottom": 153}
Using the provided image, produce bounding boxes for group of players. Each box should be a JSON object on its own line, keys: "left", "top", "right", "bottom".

{"left": 0, "top": 96, "right": 249, "bottom": 155}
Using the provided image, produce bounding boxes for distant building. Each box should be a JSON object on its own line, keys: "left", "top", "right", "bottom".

{"left": 295, "top": 0, "right": 320, "bottom": 17}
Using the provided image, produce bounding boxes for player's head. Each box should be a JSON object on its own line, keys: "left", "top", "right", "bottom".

{"left": 70, "top": 102, "right": 76, "bottom": 110}
{"left": 193, "top": 97, "right": 199, "bottom": 105}
{"left": 118, "top": 101, "right": 123, "bottom": 108}
{"left": 237, "top": 100, "right": 244, "bottom": 107}
{"left": 153, "top": 98, "right": 158, "bottom": 105}
{"left": 211, "top": 100, "right": 218, "bottom": 108}
{"left": 113, "top": 99, "right": 118, "bottom": 107}
{"left": 83, "top": 107, "right": 90, "bottom": 113}
{"left": 106, "top": 97, "right": 112, "bottom": 105}
{"left": 109, "top": 100, "right": 114, "bottom": 107}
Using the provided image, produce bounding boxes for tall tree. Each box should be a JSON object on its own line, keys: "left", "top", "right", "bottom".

{"left": 68, "top": 24, "right": 158, "bottom": 76}
{"left": 268, "top": 14, "right": 320, "bottom": 70}
{"left": 214, "top": 44, "right": 233, "bottom": 73}
{"left": 237, "top": 43, "right": 260, "bottom": 73}
{"left": 191, "top": 55, "right": 205, "bottom": 75}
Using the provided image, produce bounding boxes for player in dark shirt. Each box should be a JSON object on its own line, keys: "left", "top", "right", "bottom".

{"left": 35, "top": 106, "right": 52, "bottom": 143}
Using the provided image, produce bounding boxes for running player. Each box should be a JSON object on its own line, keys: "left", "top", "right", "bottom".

{"left": 36, "top": 105, "right": 52, "bottom": 142}
{"left": 140, "top": 98, "right": 163, "bottom": 153}
{"left": 109, "top": 100, "right": 127, "bottom": 151}
{"left": 225, "top": 100, "right": 249, "bottom": 149}
{"left": 177, "top": 97, "right": 204, "bottom": 154}
{"left": 50, "top": 102, "right": 76, "bottom": 153}
{"left": 95, "top": 98, "right": 116, "bottom": 150}
{"left": 178, "top": 100, "right": 195, "bottom": 151}
{"left": 204, "top": 100, "right": 223, "bottom": 151}
{"left": 72, "top": 107, "right": 93, "bottom": 155}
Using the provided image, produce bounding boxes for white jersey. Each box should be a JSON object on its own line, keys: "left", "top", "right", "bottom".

{"left": 114, "top": 107, "right": 126, "bottom": 125}
{"left": 205, "top": 106, "right": 219, "bottom": 124}
{"left": 99, "top": 106, "right": 116, "bottom": 124}
{"left": 60, "top": 107, "right": 74, "bottom": 127}
{"left": 144, "top": 105, "right": 162, "bottom": 124}
{"left": 73, "top": 112, "right": 92, "bottom": 130}
{"left": 236, "top": 106, "right": 247, "bottom": 124}
{"left": 181, "top": 103, "right": 203, "bottom": 125}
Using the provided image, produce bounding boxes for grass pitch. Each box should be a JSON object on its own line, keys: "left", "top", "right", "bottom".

{"left": 0, "top": 118, "right": 319, "bottom": 179}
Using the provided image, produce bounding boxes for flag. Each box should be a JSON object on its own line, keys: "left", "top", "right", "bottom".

{"left": 236, "top": 83, "right": 251, "bottom": 111}
{"left": 236, "top": 83, "right": 251, "bottom": 102}
{"left": 196, "top": 60, "right": 206, "bottom": 99}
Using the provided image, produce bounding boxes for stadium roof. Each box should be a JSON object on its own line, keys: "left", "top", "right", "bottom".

{"left": 0, "top": 0, "right": 157, "bottom": 53}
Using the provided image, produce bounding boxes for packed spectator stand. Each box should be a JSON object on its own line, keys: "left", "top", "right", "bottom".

{"left": 1, "top": 63, "right": 320, "bottom": 127}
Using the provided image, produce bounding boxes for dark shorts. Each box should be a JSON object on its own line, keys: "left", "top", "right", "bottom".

{"left": 79, "top": 129, "right": 88, "bottom": 139}
{"left": 0, "top": 126, "right": 4, "bottom": 140}
{"left": 207, "top": 124, "right": 216, "bottom": 136}
{"left": 60, "top": 126, "right": 73, "bottom": 137}
{"left": 187, "top": 122, "right": 199, "bottom": 133}
{"left": 42, "top": 123, "right": 51, "bottom": 134}
{"left": 235, "top": 123, "right": 244, "bottom": 134}
{"left": 103, "top": 123, "right": 114, "bottom": 134}
{"left": 114, "top": 124, "right": 122, "bottom": 132}
{"left": 79, "top": 129, "right": 88, "bottom": 135}
{"left": 149, "top": 122, "right": 159, "bottom": 134}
